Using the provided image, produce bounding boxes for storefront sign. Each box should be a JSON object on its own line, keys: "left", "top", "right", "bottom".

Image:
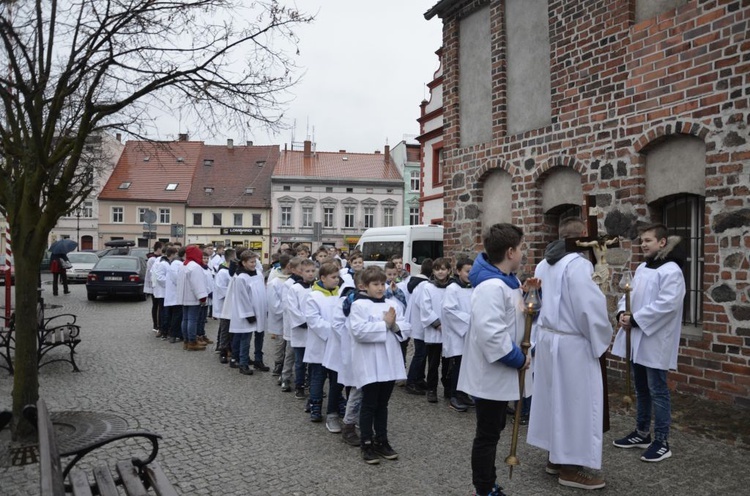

{"left": 220, "top": 227, "right": 264, "bottom": 236}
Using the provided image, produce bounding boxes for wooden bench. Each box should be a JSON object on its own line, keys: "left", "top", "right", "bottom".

{"left": 0, "top": 312, "right": 82, "bottom": 374}
{"left": 24, "top": 399, "right": 178, "bottom": 496}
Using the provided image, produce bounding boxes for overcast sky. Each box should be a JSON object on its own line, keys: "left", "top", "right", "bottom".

{"left": 157, "top": 1, "right": 444, "bottom": 154}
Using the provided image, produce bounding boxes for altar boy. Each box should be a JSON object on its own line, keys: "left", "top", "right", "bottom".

{"left": 458, "top": 223, "right": 532, "bottom": 496}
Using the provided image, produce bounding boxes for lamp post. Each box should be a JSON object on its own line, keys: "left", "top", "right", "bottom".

{"left": 75, "top": 207, "right": 81, "bottom": 248}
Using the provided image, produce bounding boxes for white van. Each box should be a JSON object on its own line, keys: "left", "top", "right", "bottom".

{"left": 355, "top": 225, "right": 444, "bottom": 275}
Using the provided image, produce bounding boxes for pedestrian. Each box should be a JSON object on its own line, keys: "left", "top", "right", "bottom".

{"left": 50, "top": 251, "right": 71, "bottom": 296}
{"left": 339, "top": 250, "right": 363, "bottom": 292}
{"left": 458, "top": 223, "right": 532, "bottom": 496}
{"left": 442, "top": 257, "right": 474, "bottom": 413}
{"left": 287, "top": 258, "right": 316, "bottom": 399}
{"left": 152, "top": 246, "right": 175, "bottom": 339}
{"left": 404, "top": 258, "right": 433, "bottom": 396}
{"left": 417, "top": 257, "right": 453, "bottom": 403}
{"left": 229, "top": 250, "right": 268, "bottom": 375}
{"left": 384, "top": 261, "right": 409, "bottom": 386}
{"left": 144, "top": 242, "right": 164, "bottom": 332}
{"left": 279, "top": 257, "right": 302, "bottom": 391}
{"left": 304, "top": 261, "right": 342, "bottom": 424}
{"left": 612, "top": 224, "right": 686, "bottom": 462}
{"left": 177, "top": 245, "right": 209, "bottom": 351}
{"left": 197, "top": 249, "right": 214, "bottom": 346}
{"left": 266, "top": 253, "right": 292, "bottom": 376}
{"left": 164, "top": 247, "right": 186, "bottom": 345}
{"left": 209, "top": 244, "right": 225, "bottom": 273}
{"left": 527, "top": 217, "right": 612, "bottom": 489}
{"left": 213, "top": 248, "right": 236, "bottom": 363}
{"left": 348, "top": 266, "right": 409, "bottom": 464}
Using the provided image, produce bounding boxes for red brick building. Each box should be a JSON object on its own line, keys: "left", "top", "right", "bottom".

{"left": 425, "top": 0, "right": 750, "bottom": 406}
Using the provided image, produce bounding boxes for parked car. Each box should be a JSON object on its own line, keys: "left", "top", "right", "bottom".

{"left": 0, "top": 255, "right": 14, "bottom": 285}
{"left": 97, "top": 240, "right": 136, "bottom": 257}
{"left": 129, "top": 248, "right": 150, "bottom": 260}
{"left": 355, "top": 225, "right": 444, "bottom": 275}
{"left": 86, "top": 256, "right": 147, "bottom": 301}
{"left": 65, "top": 252, "right": 100, "bottom": 282}
{"left": 40, "top": 250, "right": 52, "bottom": 271}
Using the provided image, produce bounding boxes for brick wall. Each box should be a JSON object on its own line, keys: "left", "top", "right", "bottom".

{"left": 436, "top": 0, "right": 750, "bottom": 407}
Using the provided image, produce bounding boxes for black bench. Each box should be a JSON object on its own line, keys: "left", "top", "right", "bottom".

{"left": 24, "top": 399, "right": 178, "bottom": 496}
{"left": 0, "top": 312, "right": 82, "bottom": 374}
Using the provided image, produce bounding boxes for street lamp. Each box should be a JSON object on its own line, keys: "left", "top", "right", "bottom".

{"left": 75, "top": 207, "right": 81, "bottom": 248}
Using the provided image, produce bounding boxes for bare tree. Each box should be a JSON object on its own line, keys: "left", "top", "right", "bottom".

{"left": 0, "top": 0, "right": 311, "bottom": 437}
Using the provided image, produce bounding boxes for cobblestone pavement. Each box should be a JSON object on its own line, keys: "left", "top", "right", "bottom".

{"left": 1, "top": 279, "right": 749, "bottom": 495}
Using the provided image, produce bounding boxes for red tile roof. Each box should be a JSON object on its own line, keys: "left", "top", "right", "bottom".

{"left": 99, "top": 141, "right": 204, "bottom": 202}
{"left": 187, "top": 144, "right": 279, "bottom": 208}
{"left": 273, "top": 149, "right": 403, "bottom": 181}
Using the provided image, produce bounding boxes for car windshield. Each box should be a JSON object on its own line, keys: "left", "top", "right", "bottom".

{"left": 68, "top": 253, "right": 99, "bottom": 264}
{"left": 95, "top": 258, "right": 139, "bottom": 271}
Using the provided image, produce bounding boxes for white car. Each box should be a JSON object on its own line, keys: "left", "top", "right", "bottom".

{"left": 66, "top": 252, "right": 100, "bottom": 282}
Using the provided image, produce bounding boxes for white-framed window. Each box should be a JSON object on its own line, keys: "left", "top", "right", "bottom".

{"left": 344, "top": 206, "right": 355, "bottom": 228}
{"left": 193, "top": 213, "right": 202, "bottom": 226}
{"left": 384, "top": 207, "right": 394, "bottom": 227}
{"left": 364, "top": 206, "right": 374, "bottom": 228}
{"left": 663, "top": 194, "right": 705, "bottom": 327}
{"left": 302, "top": 207, "right": 313, "bottom": 228}
{"left": 137, "top": 207, "right": 147, "bottom": 223}
{"left": 112, "top": 206, "right": 123, "bottom": 223}
{"left": 252, "top": 213, "right": 261, "bottom": 226}
{"left": 159, "top": 208, "right": 171, "bottom": 224}
{"left": 233, "top": 213, "right": 243, "bottom": 226}
{"left": 410, "top": 170, "right": 420, "bottom": 192}
{"left": 82, "top": 200, "right": 93, "bottom": 218}
{"left": 281, "top": 206, "right": 292, "bottom": 227}
{"left": 212, "top": 213, "right": 222, "bottom": 226}
{"left": 409, "top": 207, "right": 419, "bottom": 225}
{"left": 323, "top": 207, "right": 334, "bottom": 228}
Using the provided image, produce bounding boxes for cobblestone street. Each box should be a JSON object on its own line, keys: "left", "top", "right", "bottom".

{"left": 1, "top": 280, "right": 749, "bottom": 495}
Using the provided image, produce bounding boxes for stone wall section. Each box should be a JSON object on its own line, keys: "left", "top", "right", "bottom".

{"left": 438, "top": 0, "right": 750, "bottom": 406}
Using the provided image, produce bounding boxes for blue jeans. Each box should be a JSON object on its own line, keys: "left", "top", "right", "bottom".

{"left": 181, "top": 305, "right": 201, "bottom": 343}
{"left": 197, "top": 305, "right": 208, "bottom": 337}
{"left": 633, "top": 362, "right": 671, "bottom": 442}
{"left": 406, "top": 339, "right": 427, "bottom": 386}
{"left": 309, "top": 363, "right": 325, "bottom": 402}
{"left": 232, "top": 333, "right": 252, "bottom": 367}
{"left": 293, "top": 347, "right": 306, "bottom": 389}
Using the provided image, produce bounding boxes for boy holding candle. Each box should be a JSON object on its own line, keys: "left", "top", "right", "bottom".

{"left": 612, "top": 224, "right": 686, "bottom": 463}
{"left": 458, "top": 223, "right": 532, "bottom": 496}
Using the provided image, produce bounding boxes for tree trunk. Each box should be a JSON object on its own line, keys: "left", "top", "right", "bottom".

{"left": 10, "top": 251, "right": 41, "bottom": 440}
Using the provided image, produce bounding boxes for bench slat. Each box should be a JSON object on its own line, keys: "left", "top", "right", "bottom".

{"left": 143, "top": 461, "right": 180, "bottom": 496}
{"left": 69, "top": 469, "right": 93, "bottom": 496}
{"left": 116, "top": 461, "right": 150, "bottom": 496}
{"left": 35, "top": 400, "right": 66, "bottom": 496}
{"left": 92, "top": 465, "right": 119, "bottom": 496}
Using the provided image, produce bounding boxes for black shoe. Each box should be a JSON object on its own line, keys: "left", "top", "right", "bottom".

{"left": 449, "top": 396, "right": 469, "bottom": 412}
{"left": 253, "top": 361, "right": 270, "bottom": 372}
{"left": 53, "top": 293, "right": 58, "bottom": 296}
{"left": 373, "top": 439, "right": 398, "bottom": 460}
{"left": 63, "top": 290, "right": 71, "bottom": 294}
{"left": 295, "top": 387, "right": 307, "bottom": 400}
{"left": 459, "top": 392, "right": 475, "bottom": 408}
{"left": 219, "top": 355, "right": 228, "bottom": 364}
{"left": 426, "top": 390, "right": 438, "bottom": 403}
{"left": 229, "top": 359, "right": 238, "bottom": 369}
{"left": 271, "top": 363, "right": 283, "bottom": 376}
{"left": 239, "top": 365, "right": 254, "bottom": 375}
{"left": 404, "top": 384, "right": 427, "bottom": 396}
{"left": 361, "top": 442, "right": 380, "bottom": 465}
{"left": 280, "top": 381, "right": 292, "bottom": 392}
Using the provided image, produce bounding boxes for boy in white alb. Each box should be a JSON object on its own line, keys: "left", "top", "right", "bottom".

{"left": 442, "top": 258, "right": 474, "bottom": 412}
{"left": 229, "top": 250, "right": 268, "bottom": 376}
{"left": 459, "top": 224, "right": 533, "bottom": 496}
{"left": 612, "top": 224, "right": 686, "bottom": 463}
{"left": 266, "top": 253, "right": 292, "bottom": 376}
{"left": 348, "top": 266, "right": 410, "bottom": 464}
{"left": 213, "top": 248, "right": 235, "bottom": 364}
{"left": 279, "top": 257, "right": 302, "bottom": 392}
{"left": 287, "top": 258, "right": 315, "bottom": 399}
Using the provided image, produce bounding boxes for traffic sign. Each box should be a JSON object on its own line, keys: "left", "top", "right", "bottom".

{"left": 144, "top": 209, "right": 157, "bottom": 224}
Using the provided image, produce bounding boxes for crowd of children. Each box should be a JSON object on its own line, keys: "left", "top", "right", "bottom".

{"left": 140, "top": 220, "right": 685, "bottom": 495}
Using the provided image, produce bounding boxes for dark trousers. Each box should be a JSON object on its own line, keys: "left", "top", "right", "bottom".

{"left": 425, "top": 343, "right": 448, "bottom": 392}
{"left": 251, "top": 331, "right": 265, "bottom": 363}
{"left": 449, "top": 355, "right": 463, "bottom": 399}
{"left": 217, "top": 318, "right": 231, "bottom": 354}
{"left": 151, "top": 296, "right": 163, "bottom": 330}
{"left": 52, "top": 272, "right": 69, "bottom": 295}
{"left": 400, "top": 337, "right": 410, "bottom": 365}
{"left": 472, "top": 398, "right": 508, "bottom": 495}
{"left": 168, "top": 305, "right": 183, "bottom": 339}
{"left": 159, "top": 304, "right": 170, "bottom": 334}
{"left": 406, "top": 339, "right": 427, "bottom": 386}
{"left": 327, "top": 369, "right": 345, "bottom": 416}
{"left": 360, "top": 381, "right": 395, "bottom": 444}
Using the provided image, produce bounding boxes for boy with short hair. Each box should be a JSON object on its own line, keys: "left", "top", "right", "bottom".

{"left": 612, "top": 224, "right": 686, "bottom": 463}
{"left": 214, "top": 248, "right": 236, "bottom": 363}
{"left": 340, "top": 250, "right": 364, "bottom": 292}
{"left": 267, "top": 253, "right": 292, "bottom": 375}
{"left": 442, "top": 257, "right": 474, "bottom": 412}
{"left": 459, "top": 224, "right": 533, "bottom": 496}
{"left": 287, "top": 258, "right": 316, "bottom": 398}
{"left": 348, "top": 266, "right": 410, "bottom": 464}
{"left": 279, "top": 257, "right": 302, "bottom": 391}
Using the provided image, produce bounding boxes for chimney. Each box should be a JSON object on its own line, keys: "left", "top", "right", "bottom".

{"left": 247, "top": 140, "right": 253, "bottom": 147}
{"left": 384, "top": 145, "right": 390, "bottom": 163}
{"left": 339, "top": 150, "right": 346, "bottom": 153}
{"left": 227, "top": 138, "right": 234, "bottom": 149}
{"left": 115, "top": 133, "right": 122, "bottom": 143}
{"left": 178, "top": 133, "right": 188, "bottom": 141}
{"left": 303, "top": 140, "right": 312, "bottom": 158}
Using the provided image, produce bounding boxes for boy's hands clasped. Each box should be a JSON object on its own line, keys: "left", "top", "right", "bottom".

{"left": 383, "top": 307, "right": 397, "bottom": 331}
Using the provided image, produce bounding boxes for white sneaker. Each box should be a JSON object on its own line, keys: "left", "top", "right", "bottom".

{"left": 325, "top": 414, "right": 343, "bottom": 433}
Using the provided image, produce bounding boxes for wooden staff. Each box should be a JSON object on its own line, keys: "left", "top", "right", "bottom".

{"left": 505, "top": 285, "right": 540, "bottom": 480}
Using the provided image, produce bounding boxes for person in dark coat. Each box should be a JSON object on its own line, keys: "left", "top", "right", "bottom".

{"left": 50, "top": 252, "right": 71, "bottom": 296}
